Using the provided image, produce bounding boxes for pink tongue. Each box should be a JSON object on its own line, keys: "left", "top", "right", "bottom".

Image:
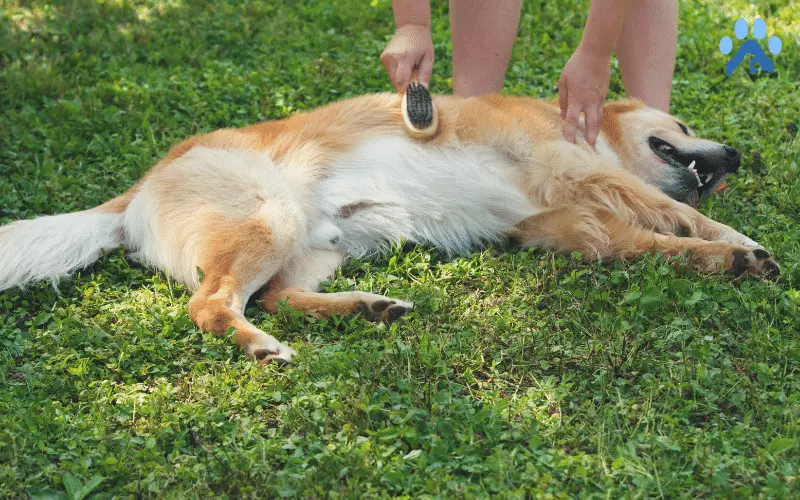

{"left": 715, "top": 181, "right": 728, "bottom": 193}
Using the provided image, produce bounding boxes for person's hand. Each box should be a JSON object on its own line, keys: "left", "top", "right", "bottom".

{"left": 558, "top": 45, "right": 612, "bottom": 149}
{"left": 381, "top": 23, "right": 434, "bottom": 92}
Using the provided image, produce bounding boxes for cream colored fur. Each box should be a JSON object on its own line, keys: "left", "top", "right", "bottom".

{"left": 124, "top": 146, "right": 315, "bottom": 288}
{"left": 0, "top": 211, "right": 123, "bottom": 291}
{"left": 0, "top": 92, "right": 778, "bottom": 364}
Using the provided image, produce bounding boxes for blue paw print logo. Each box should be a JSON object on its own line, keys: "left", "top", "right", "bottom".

{"left": 719, "top": 18, "right": 782, "bottom": 76}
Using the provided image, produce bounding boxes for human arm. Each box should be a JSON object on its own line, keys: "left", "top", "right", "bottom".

{"left": 380, "top": 0, "right": 434, "bottom": 91}
{"left": 559, "top": 0, "right": 634, "bottom": 148}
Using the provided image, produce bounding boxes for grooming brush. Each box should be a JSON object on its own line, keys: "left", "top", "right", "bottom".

{"left": 401, "top": 79, "right": 439, "bottom": 139}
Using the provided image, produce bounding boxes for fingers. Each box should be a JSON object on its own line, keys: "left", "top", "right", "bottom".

{"left": 381, "top": 25, "right": 435, "bottom": 93}
{"left": 417, "top": 51, "right": 434, "bottom": 88}
{"left": 563, "top": 97, "right": 581, "bottom": 144}
{"left": 558, "top": 46, "right": 612, "bottom": 146}
{"left": 381, "top": 53, "right": 412, "bottom": 93}
{"left": 584, "top": 105, "right": 600, "bottom": 149}
{"left": 558, "top": 73, "right": 568, "bottom": 119}
{"left": 394, "top": 59, "right": 413, "bottom": 93}
{"left": 384, "top": 54, "right": 432, "bottom": 92}
{"left": 380, "top": 44, "right": 414, "bottom": 92}
{"left": 380, "top": 50, "right": 400, "bottom": 91}
{"left": 559, "top": 73, "right": 605, "bottom": 147}
{"left": 596, "top": 102, "right": 604, "bottom": 142}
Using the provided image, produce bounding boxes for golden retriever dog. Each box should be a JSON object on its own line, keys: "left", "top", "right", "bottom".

{"left": 0, "top": 93, "right": 779, "bottom": 364}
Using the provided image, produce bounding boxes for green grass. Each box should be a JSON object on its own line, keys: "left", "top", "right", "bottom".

{"left": 1, "top": 0, "right": 798, "bottom": 497}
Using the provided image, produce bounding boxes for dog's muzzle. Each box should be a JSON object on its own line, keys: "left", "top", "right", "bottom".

{"left": 649, "top": 136, "right": 740, "bottom": 204}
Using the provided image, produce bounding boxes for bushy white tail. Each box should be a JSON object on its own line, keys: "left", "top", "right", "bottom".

{"left": 0, "top": 210, "right": 124, "bottom": 291}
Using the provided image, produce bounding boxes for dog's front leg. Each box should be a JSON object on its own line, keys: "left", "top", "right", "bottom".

{"left": 548, "top": 167, "right": 763, "bottom": 249}
{"left": 516, "top": 207, "right": 780, "bottom": 279}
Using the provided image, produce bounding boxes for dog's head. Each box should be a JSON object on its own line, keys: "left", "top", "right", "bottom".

{"left": 604, "top": 101, "right": 740, "bottom": 207}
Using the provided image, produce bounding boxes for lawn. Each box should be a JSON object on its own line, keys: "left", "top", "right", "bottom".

{"left": 1, "top": 0, "right": 798, "bottom": 497}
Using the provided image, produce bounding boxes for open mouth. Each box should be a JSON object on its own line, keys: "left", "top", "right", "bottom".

{"left": 648, "top": 137, "right": 715, "bottom": 189}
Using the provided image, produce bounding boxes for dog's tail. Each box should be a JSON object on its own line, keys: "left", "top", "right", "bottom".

{"left": 0, "top": 194, "right": 132, "bottom": 292}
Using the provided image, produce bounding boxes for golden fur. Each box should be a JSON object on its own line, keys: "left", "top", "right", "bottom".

{"left": 0, "top": 93, "right": 779, "bottom": 364}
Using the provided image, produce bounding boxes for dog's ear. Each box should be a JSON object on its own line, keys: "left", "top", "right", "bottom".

{"left": 603, "top": 99, "right": 646, "bottom": 116}
{"left": 601, "top": 99, "right": 645, "bottom": 147}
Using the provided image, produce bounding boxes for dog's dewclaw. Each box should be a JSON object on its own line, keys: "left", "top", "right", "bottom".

{"left": 402, "top": 82, "right": 438, "bottom": 139}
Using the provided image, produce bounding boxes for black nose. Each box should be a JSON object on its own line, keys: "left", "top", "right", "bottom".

{"left": 724, "top": 146, "right": 740, "bottom": 173}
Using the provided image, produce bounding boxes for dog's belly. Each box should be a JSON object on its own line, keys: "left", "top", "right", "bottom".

{"left": 316, "top": 135, "right": 541, "bottom": 256}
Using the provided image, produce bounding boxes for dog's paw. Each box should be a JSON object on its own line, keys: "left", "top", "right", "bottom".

{"left": 246, "top": 334, "right": 296, "bottom": 366}
{"left": 358, "top": 298, "right": 414, "bottom": 323}
{"left": 729, "top": 247, "right": 780, "bottom": 280}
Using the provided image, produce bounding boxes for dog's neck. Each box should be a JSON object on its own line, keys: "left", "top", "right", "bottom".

{"left": 571, "top": 115, "right": 625, "bottom": 168}
{"left": 594, "top": 133, "right": 624, "bottom": 167}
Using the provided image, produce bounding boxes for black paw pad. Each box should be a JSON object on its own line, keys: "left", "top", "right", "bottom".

{"left": 730, "top": 249, "right": 750, "bottom": 276}
{"left": 370, "top": 299, "right": 393, "bottom": 312}
{"left": 753, "top": 248, "right": 771, "bottom": 259}
{"left": 762, "top": 260, "right": 781, "bottom": 280}
{"left": 405, "top": 83, "right": 433, "bottom": 129}
{"left": 386, "top": 305, "right": 409, "bottom": 322}
{"left": 253, "top": 349, "right": 276, "bottom": 361}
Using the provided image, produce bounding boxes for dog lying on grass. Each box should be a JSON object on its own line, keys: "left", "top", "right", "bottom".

{"left": 0, "top": 93, "right": 779, "bottom": 364}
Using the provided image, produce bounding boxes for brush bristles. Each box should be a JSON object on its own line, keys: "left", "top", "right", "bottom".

{"left": 405, "top": 82, "right": 433, "bottom": 129}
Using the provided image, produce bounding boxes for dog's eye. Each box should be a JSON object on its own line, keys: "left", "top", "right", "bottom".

{"left": 676, "top": 121, "right": 690, "bottom": 136}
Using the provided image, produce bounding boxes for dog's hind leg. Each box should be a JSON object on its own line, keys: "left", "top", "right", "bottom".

{"left": 518, "top": 207, "right": 779, "bottom": 279}
{"left": 259, "top": 249, "right": 413, "bottom": 323}
{"left": 188, "top": 216, "right": 297, "bottom": 365}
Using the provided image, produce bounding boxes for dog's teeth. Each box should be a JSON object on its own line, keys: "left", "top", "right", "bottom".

{"left": 686, "top": 160, "right": 702, "bottom": 187}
